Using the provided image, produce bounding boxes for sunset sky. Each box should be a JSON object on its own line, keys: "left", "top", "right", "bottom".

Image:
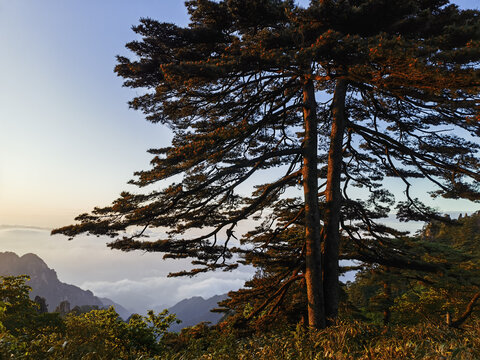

{"left": 0, "top": 0, "right": 479, "bottom": 313}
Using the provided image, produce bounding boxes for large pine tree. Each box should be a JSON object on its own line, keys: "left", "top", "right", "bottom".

{"left": 54, "top": 0, "right": 480, "bottom": 328}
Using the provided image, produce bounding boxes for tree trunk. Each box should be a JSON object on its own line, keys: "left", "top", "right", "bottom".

{"left": 302, "top": 78, "right": 326, "bottom": 329}
{"left": 323, "top": 79, "right": 347, "bottom": 322}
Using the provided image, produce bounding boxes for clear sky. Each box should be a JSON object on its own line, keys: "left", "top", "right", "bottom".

{"left": 0, "top": 0, "right": 479, "bottom": 312}
{"left": 0, "top": 0, "right": 190, "bottom": 228}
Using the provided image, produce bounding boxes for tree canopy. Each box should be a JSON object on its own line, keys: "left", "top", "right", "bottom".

{"left": 346, "top": 211, "right": 480, "bottom": 328}
{"left": 53, "top": 0, "right": 480, "bottom": 328}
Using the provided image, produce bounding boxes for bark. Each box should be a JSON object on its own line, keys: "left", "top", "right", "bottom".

{"left": 302, "top": 78, "right": 326, "bottom": 329}
{"left": 323, "top": 79, "right": 348, "bottom": 322}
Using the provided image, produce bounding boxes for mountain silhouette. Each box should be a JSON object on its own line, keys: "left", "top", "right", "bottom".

{"left": 167, "top": 294, "right": 227, "bottom": 332}
{"left": 0, "top": 251, "right": 130, "bottom": 319}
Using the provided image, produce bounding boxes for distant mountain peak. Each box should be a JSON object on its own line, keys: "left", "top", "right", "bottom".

{"left": 167, "top": 293, "right": 228, "bottom": 332}
{"left": 20, "top": 252, "right": 43, "bottom": 261}
{"left": 0, "top": 251, "right": 130, "bottom": 320}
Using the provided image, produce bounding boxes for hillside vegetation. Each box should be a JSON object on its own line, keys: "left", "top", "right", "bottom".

{"left": 2, "top": 213, "right": 480, "bottom": 359}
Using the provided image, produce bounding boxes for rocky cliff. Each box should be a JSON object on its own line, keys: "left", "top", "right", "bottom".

{"left": 0, "top": 252, "right": 130, "bottom": 319}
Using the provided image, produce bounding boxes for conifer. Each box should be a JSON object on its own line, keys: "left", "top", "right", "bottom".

{"left": 53, "top": 0, "right": 480, "bottom": 328}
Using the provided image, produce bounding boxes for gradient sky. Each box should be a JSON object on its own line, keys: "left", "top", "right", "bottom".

{"left": 0, "top": 0, "right": 479, "bottom": 312}
{"left": 0, "top": 0, "right": 190, "bottom": 228}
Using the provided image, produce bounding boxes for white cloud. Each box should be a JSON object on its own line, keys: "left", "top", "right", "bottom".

{"left": 0, "top": 229, "right": 254, "bottom": 313}
{"left": 81, "top": 271, "right": 252, "bottom": 313}
{"left": 0, "top": 225, "right": 51, "bottom": 232}
{"left": 176, "top": 277, "right": 246, "bottom": 300}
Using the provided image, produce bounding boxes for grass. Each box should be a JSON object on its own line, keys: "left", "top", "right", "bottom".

{"left": 160, "top": 320, "right": 480, "bottom": 360}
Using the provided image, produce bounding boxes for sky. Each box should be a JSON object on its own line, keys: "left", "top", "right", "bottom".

{"left": 0, "top": 0, "right": 479, "bottom": 313}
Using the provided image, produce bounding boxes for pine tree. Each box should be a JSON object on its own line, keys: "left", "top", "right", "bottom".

{"left": 53, "top": 0, "right": 480, "bottom": 328}
{"left": 346, "top": 212, "right": 480, "bottom": 327}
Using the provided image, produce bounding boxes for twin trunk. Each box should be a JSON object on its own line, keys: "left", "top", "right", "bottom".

{"left": 302, "top": 78, "right": 347, "bottom": 329}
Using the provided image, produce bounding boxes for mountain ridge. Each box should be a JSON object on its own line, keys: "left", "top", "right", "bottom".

{"left": 0, "top": 251, "right": 230, "bottom": 329}
{"left": 167, "top": 293, "right": 227, "bottom": 332}
{"left": 0, "top": 251, "right": 130, "bottom": 319}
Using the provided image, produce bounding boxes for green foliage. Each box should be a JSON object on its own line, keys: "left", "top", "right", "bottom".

{"left": 0, "top": 276, "right": 64, "bottom": 359}
{"left": 0, "top": 275, "right": 179, "bottom": 359}
{"left": 53, "top": 0, "right": 480, "bottom": 328}
{"left": 155, "top": 321, "right": 480, "bottom": 359}
{"left": 2, "top": 274, "right": 480, "bottom": 358}
{"left": 346, "top": 212, "right": 480, "bottom": 327}
{"left": 29, "top": 308, "right": 180, "bottom": 359}
{"left": 0, "top": 275, "right": 38, "bottom": 334}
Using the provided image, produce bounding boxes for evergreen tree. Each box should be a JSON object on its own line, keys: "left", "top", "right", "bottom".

{"left": 53, "top": 0, "right": 480, "bottom": 328}
{"left": 347, "top": 211, "right": 480, "bottom": 327}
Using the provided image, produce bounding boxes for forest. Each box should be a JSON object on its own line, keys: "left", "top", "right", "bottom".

{"left": 3, "top": 0, "right": 480, "bottom": 358}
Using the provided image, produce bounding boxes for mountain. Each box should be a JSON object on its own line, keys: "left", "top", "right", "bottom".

{"left": 167, "top": 294, "right": 228, "bottom": 332}
{"left": 0, "top": 251, "right": 130, "bottom": 320}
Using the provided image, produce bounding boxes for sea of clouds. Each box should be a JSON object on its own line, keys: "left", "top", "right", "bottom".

{"left": 0, "top": 226, "right": 253, "bottom": 313}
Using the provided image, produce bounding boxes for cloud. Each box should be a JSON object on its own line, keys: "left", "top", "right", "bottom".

{"left": 176, "top": 277, "right": 246, "bottom": 300}
{"left": 0, "top": 229, "right": 255, "bottom": 314}
{"left": 0, "top": 224, "right": 52, "bottom": 232}
{"left": 81, "top": 270, "right": 252, "bottom": 313}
